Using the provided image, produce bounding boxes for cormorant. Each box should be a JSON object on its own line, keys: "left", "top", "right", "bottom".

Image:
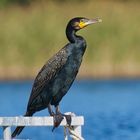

{"left": 12, "top": 17, "right": 102, "bottom": 138}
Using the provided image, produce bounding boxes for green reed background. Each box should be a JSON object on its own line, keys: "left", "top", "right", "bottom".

{"left": 0, "top": 1, "right": 140, "bottom": 79}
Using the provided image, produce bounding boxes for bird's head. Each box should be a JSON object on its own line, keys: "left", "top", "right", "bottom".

{"left": 66, "top": 17, "right": 102, "bottom": 42}
{"left": 67, "top": 17, "right": 102, "bottom": 31}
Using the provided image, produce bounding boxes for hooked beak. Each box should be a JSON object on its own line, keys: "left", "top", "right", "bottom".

{"left": 86, "top": 17, "right": 102, "bottom": 26}
{"left": 78, "top": 17, "right": 102, "bottom": 29}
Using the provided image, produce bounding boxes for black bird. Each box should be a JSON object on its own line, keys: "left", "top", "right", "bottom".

{"left": 12, "top": 17, "right": 102, "bottom": 138}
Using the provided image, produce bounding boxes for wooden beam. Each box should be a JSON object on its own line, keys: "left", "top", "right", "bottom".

{"left": 0, "top": 116, "right": 84, "bottom": 126}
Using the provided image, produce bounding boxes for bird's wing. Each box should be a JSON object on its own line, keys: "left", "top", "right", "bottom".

{"left": 27, "top": 48, "right": 68, "bottom": 108}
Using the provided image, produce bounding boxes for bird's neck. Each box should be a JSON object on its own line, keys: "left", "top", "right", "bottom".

{"left": 66, "top": 27, "right": 81, "bottom": 43}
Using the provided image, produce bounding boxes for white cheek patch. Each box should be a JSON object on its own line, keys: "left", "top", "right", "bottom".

{"left": 72, "top": 22, "right": 80, "bottom": 30}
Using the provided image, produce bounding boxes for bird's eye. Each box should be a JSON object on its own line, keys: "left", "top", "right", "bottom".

{"left": 80, "top": 19, "right": 85, "bottom": 22}
{"left": 72, "top": 22, "right": 79, "bottom": 27}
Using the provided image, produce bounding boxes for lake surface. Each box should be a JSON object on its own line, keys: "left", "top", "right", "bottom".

{"left": 0, "top": 79, "right": 140, "bottom": 140}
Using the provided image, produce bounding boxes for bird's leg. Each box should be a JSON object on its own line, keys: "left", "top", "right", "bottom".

{"left": 48, "top": 104, "right": 55, "bottom": 116}
{"left": 48, "top": 104, "right": 61, "bottom": 131}
{"left": 48, "top": 104, "right": 63, "bottom": 131}
{"left": 55, "top": 105, "right": 61, "bottom": 115}
{"left": 56, "top": 105, "right": 72, "bottom": 127}
{"left": 52, "top": 105, "right": 64, "bottom": 131}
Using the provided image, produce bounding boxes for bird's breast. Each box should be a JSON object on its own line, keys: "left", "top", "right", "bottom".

{"left": 50, "top": 41, "right": 86, "bottom": 97}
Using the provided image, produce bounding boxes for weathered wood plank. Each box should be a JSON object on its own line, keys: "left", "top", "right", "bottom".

{"left": 0, "top": 116, "right": 84, "bottom": 126}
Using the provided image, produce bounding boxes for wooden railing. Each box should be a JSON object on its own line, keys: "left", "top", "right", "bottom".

{"left": 0, "top": 113, "right": 84, "bottom": 140}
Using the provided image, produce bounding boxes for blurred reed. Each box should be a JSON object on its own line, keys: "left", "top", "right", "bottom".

{"left": 0, "top": 1, "right": 140, "bottom": 79}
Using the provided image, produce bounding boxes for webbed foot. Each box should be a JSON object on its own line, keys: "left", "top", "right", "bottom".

{"left": 52, "top": 113, "right": 64, "bottom": 131}
{"left": 63, "top": 114, "right": 72, "bottom": 126}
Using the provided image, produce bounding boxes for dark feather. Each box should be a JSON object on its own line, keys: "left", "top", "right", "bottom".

{"left": 27, "top": 48, "right": 68, "bottom": 111}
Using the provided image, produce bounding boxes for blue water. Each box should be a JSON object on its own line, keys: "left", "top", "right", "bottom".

{"left": 0, "top": 79, "right": 140, "bottom": 140}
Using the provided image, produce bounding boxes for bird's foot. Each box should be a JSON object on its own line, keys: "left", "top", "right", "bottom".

{"left": 52, "top": 113, "right": 64, "bottom": 131}
{"left": 63, "top": 114, "right": 72, "bottom": 126}
{"left": 52, "top": 112, "right": 72, "bottom": 131}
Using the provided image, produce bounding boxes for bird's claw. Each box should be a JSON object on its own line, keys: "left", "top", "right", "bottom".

{"left": 63, "top": 114, "right": 72, "bottom": 126}
{"left": 52, "top": 113, "right": 72, "bottom": 131}
{"left": 52, "top": 113, "right": 64, "bottom": 131}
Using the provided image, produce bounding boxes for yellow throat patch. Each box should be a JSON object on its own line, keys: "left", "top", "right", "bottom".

{"left": 79, "top": 21, "right": 86, "bottom": 29}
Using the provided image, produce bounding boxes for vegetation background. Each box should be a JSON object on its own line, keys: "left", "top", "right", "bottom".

{"left": 0, "top": 0, "right": 140, "bottom": 79}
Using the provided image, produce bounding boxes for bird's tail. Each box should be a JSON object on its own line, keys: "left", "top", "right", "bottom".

{"left": 12, "top": 111, "right": 34, "bottom": 138}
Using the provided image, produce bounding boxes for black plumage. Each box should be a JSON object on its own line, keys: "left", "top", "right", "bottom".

{"left": 12, "top": 17, "right": 101, "bottom": 138}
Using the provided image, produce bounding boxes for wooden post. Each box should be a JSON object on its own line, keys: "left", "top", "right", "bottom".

{"left": 3, "top": 126, "right": 11, "bottom": 140}
{"left": 64, "top": 126, "right": 68, "bottom": 140}
{"left": 72, "top": 125, "right": 82, "bottom": 140}
{"left": 0, "top": 115, "right": 84, "bottom": 140}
